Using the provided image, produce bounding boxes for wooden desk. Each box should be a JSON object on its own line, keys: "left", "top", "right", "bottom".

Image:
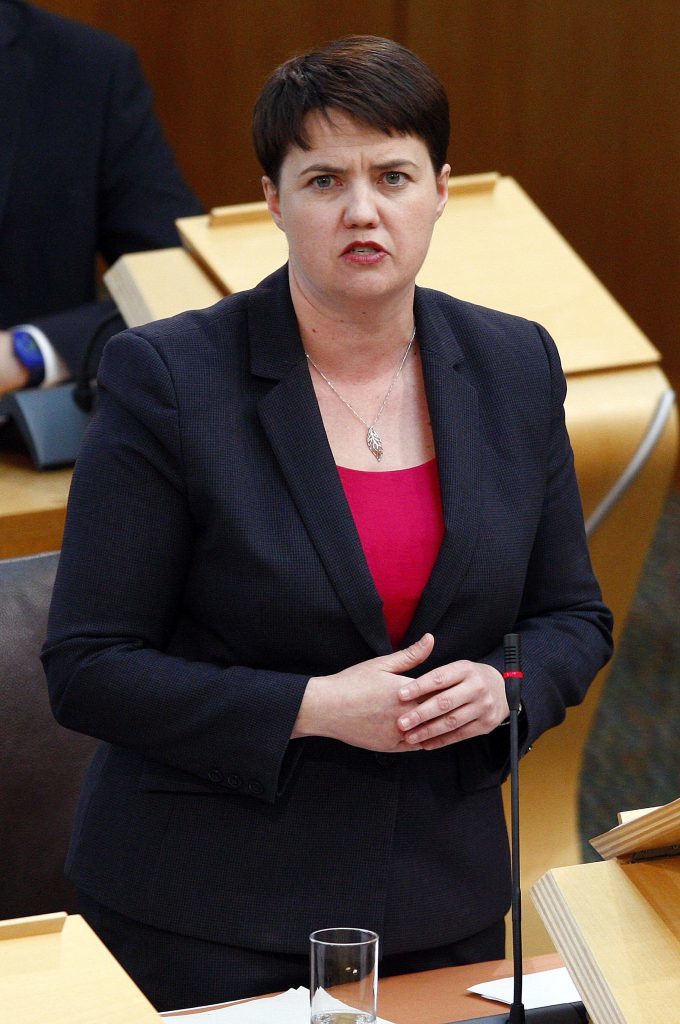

{"left": 169, "top": 953, "right": 562, "bottom": 1023}
{"left": 0, "top": 451, "right": 71, "bottom": 558}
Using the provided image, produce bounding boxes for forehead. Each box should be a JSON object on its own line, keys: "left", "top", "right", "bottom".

{"left": 280, "top": 109, "right": 430, "bottom": 173}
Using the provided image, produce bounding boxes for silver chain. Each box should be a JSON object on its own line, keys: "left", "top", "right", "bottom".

{"left": 306, "top": 324, "right": 416, "bottom": 461}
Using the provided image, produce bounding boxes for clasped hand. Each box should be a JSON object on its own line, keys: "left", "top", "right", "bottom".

{"left": 295, "top": 633, "right": 509, "bottom": 752}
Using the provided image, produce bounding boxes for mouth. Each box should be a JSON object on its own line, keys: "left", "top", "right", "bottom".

{"left": 341, "top": 241, "right": 386, "bottom": 256}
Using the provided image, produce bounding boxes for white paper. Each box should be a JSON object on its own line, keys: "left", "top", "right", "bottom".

{"left": 162, "top": 985, "right": 396, "bottom": 1023}
{"left": 467, "top": 966, "right": 581, "bottom": 1009}
{"left": 162, "top": 987, "right": 307, "bottom": 1022}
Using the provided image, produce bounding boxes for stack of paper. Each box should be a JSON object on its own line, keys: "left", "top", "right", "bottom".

{"left": 162, "top": 986, "right": 396, "bottom": 1023}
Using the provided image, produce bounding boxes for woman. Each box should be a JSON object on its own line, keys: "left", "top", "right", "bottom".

{"left": 43, "top": 36, "right": 612, "bottom": 1010}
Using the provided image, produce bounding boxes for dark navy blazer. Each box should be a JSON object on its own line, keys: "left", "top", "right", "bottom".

{"left": 0, "top": 0, "right": 201, "bottom": 373}
{"left": 43, "top": 266, "right": 612, "bottom": 955}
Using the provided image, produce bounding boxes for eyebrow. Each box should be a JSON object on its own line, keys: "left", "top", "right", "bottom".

{"left": 296, "top": 159, "right": 419, "bottom": 179}
{"left": 297, "top": 163, "right": 344, "bottom": 178}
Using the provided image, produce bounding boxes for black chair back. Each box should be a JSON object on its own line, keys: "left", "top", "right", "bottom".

{"left": 0, "top": 552, "right": 97, "bottom": 919}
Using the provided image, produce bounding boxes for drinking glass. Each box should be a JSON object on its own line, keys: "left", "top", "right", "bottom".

{"left": 310, "top": 927, "right": 378, "bottom": 1024}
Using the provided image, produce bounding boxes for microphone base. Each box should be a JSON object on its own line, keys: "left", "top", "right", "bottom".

{"left": 449, "top": 1001, "right": 588, "bottom": 1023}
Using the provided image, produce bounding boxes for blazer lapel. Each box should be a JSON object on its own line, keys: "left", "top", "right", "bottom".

{"left": 248, "top": 271, "right": 482, "bottom": 655}
{"left": 0, "top": 3, "right": 31, "bottom": 231}
{"left": 250, "top": 270, "right": 391, "bottom": 655}
{"left": 402, "top": 291, "right": 481, "bottom": 645}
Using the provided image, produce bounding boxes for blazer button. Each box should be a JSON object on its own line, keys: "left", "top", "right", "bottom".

{"left": 207, "top": 768, "right": 224, "bottom": 783}
{"left": 226, "top": 773, "right": 243, "bottom": 789}
{"left": 247, "top": 779, "right": 264, "bottom": 796}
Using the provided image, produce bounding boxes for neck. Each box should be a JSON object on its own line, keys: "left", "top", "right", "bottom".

{"left": 289, "top": 268, "right": 416, "bottom": 376}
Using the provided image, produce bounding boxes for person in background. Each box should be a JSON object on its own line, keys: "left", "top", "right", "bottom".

{"left": 0, "top": 0, "right": 202, "bottom": 395}
{"left": 43, "top": 35, "right": 613, "bottom": 1011}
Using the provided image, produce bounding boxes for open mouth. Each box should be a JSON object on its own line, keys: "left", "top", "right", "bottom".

{"left": 342, "top": 242, "right": 386, "bottom": 256}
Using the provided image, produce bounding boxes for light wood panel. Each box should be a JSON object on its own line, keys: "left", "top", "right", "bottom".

{"left": 0, "top": 451, "right": 70, "bottom": 558}
{"left": 0, "top": 913, "right": 159, "bottom": 1024}
{"left": 533, "top": 859, "right": 680, "bottom": 1023}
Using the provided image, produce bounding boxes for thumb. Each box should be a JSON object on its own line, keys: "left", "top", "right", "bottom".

{"left": 379, "top": 633, "right": 435, "bottom": 676}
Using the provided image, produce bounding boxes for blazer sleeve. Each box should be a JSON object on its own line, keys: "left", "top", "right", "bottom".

{"left": 481, "top": 322, "right": 613, "bottom": 763}
{"left": 42, "top": 331, "right": 309, "bottom": 804}
{"left": 31, "top": 44, "right": 202, "bottom": 374}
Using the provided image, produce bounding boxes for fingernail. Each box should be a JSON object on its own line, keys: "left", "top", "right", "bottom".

{"left": 399, "top": 714, "right": 413, "bottom": 729}
{"left": 399, "top": 686, "right": 412, "bottom": 699}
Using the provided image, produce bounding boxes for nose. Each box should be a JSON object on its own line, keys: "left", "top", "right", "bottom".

{"left": 342, "top": 181, "right": 380, "bottom": 228}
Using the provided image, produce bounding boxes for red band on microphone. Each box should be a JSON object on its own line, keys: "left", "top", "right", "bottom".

{"left": 503, "top": 671, "right": 524, "bottom": 678}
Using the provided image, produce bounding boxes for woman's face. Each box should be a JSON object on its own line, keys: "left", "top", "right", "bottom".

{"left": 262, "top": 109, "right": 450, "bottom": 317}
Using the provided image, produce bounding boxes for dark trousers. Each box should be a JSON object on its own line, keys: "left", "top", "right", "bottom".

{"left": 78, "top": 892, "right": 505, "bottom": 1012}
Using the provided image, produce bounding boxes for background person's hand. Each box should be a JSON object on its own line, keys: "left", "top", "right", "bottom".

{"left": 293, "top": 633, "right": 435, "bottom": 751}
{"left": 0, "top": 330, "right": 29, "bottom": 395}
{"left": 396, "top": 660, "right": 509, "bottom": 750}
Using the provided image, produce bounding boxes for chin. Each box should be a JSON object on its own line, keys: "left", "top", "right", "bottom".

{"left": 338, "top": 271, "right": 407, "bottom": 301}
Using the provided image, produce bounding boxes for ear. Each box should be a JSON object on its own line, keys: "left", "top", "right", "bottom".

{"left": 434, "top": 164, "right": 450, "bottom": 220}
{"left": 262, "top": 176, "right": 284, "bottom": 230}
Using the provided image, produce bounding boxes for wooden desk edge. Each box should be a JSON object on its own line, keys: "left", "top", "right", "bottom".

{"left": 162, "top": 952, "right": 562, "bottom": 1022}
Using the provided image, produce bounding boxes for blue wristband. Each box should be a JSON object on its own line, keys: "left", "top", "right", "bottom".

{"left": 12, "top": 329, "right": 45, "bottom": 387}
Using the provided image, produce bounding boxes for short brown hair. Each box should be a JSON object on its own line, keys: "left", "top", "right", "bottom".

{"left": 252, "top": 35, "right": 450, "bottom": 185}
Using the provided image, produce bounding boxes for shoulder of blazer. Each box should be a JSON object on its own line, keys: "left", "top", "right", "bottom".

{"left": 126, "top": 267, "right": 289, "bottom": 344}
{"left": 415, "top": 284, "right": 542, "bottom": 339}
{"left": 108, "top": 267, "right": 299, "bottom": 377}
{"left": 414, "top": 284, "right": 553, "bottom": 378}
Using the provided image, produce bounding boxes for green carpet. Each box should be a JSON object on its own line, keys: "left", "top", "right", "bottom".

{"left": 579, "top": 489, "right": 680, "bottom": 859}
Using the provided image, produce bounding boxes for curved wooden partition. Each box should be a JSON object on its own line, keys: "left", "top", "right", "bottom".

{"left": 509, "top": 364, "right": 677, "bottom": 954}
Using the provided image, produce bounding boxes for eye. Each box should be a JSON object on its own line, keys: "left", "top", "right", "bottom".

{"left": 382, "top": 171, "right": 407, "bottom": 186}
{"left": 311, "top": 175, "right": 335, "bottom": 190}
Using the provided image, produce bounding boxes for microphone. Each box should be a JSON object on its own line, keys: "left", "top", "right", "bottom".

{"left": 449, "top": 634, "right": 588, "bottom": 1024}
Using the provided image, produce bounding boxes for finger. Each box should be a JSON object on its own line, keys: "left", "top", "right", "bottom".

{"left": 418, "top": 721, "right": 481, "bottom": 750}
{"left": 397, "top": 660, "right": 472, "bottom": 703}
{"left": 416, "top": 701, "right": 504, "bottom": 748}
{"left": 397, "top": 683, "right": 470, "bottom": 733}
{"left": 379, "top": 633, "right": 434, "bottom": 675}
{"left": 402, "top": 709, "right": 474, "bottom": 746}
{"left": 400, "top": 698, "right": 476, "bottom": 744}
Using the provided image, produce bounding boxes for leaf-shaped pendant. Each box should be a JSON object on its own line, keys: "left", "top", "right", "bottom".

{"left": 366, "top": 426, "right": 384, "bottom": 461}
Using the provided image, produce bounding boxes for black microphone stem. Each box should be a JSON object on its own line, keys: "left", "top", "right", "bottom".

{"left": 504, "top": 634, "right": 525, "bottom": 1023}
{"left": 448, "top": 634, "right": 587, "bottom": 1024}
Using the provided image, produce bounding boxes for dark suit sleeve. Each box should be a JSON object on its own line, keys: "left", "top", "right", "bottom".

{"left": 480, "top": 323, "right": 613, "bottom": 768}
{"left": 42, "top": 331, "right": 308, "bottom": 803}
{"left": 31, "top": 45, "right": 202, "bottom": 374}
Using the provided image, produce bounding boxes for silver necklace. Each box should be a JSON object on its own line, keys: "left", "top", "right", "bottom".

{"left": 306, "top": 324, "right": 416, "bottom": 462}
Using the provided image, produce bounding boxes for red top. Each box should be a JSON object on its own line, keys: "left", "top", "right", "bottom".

{"left": 337, "top": 459, "right": 445, "bottom": 648}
